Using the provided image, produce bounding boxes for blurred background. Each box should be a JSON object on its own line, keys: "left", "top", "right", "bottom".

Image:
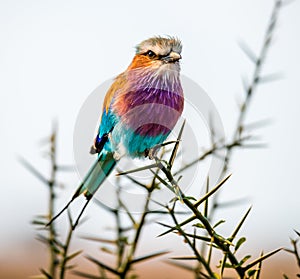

{"left": 0, "top": 0, "right": 300, "bottom": 278}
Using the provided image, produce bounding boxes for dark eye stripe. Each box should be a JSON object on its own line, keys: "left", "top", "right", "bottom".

{"left": 143, "top": 50, "right": 176, "bottom": 61}
{"left": 143, "top": 50, "right": 156, "bottom": 58}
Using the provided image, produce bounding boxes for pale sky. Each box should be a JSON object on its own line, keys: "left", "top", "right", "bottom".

{"left": 1, "top": 0, "right": 300, "bottom": 277}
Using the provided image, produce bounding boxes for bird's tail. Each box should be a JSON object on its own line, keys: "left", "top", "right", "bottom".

{"left": 79, "top": 152, "right": 116, "bottom": 198}
{"left": 47, "top": 152, "right": 116, "bottom": 229}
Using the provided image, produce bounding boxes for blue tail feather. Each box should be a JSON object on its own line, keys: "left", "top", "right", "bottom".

{"left": 47, "top": 152, "right": 116, "bottom": 227}
{"left": 79, "top": 152, "right": 116, "bottom": 198}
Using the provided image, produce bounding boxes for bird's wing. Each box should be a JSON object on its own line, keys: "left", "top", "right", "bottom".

{"left": 91, "top": 73, "right": 126, "bottom": 154}
{"left": 103, "top": 73, "right": 126, "bottom": 113}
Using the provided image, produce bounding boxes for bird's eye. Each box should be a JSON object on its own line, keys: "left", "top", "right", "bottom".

{"left": 145, "top": 50, "right": 156, "bottom": 58}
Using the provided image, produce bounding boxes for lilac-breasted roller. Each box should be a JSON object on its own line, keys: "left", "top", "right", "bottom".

{"left": 49, "top": 36, "right": 184, "bottom": 227}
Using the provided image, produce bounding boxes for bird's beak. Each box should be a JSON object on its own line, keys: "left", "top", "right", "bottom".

{"left": 163, "top": 51, "right": 182, "bottom": 63}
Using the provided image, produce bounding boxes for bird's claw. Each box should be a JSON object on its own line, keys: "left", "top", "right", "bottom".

{"left": 144, "top": 146, "right": 160, "bottom": 160}
{"left": 145, "top": 140, "right": 179, "bottom": 160}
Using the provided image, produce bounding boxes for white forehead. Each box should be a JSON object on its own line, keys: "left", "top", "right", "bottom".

{"left": 136, "top": 36, "right": 182, "bottom": 56}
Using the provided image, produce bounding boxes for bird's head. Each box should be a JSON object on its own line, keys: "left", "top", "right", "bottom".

{"left": 127, "top": 36, "right": 182, "bottom": 75}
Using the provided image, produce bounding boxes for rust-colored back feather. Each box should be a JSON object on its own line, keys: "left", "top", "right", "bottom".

{"left": 103, "top": 73, "right": 126, "bottom": 113}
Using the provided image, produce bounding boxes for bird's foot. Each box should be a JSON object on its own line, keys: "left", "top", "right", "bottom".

{"left": 144, "top": 146, "right": 160, "bottom": 160}
{"left": 144, "top": 140, "right": 179, "bottom": 160}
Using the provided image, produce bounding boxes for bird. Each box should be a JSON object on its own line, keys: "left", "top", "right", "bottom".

{"left": 48, "top": 36, "right": 184, "bottom": 228}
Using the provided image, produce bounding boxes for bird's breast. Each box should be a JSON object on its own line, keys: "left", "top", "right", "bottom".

{"left": 113, "top": 87, "right": 184, "bottom": 137}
